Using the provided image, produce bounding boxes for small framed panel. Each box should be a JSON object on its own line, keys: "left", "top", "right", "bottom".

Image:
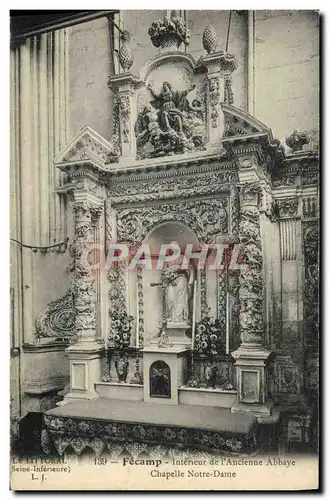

{"left": 241, "top": 369, "right": 260, "bottom": 404}
{"left": 149, "top": 360, "right": 171, "bottom": 399}
{"left": 71, "top": 362, "right": 87, "bottom": 391}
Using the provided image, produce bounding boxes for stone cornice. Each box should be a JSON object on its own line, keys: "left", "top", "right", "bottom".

{"left": 196, "top": 51, "right": 238, "bottom": 73}
{"left": 107, "top": 157, "right": 237, "bottom": 186}
{"left": 108, "top": 72, "right": 142, "bottom": 92}
{"left": 106, "top": 149, "right": 235, "bottom": 179}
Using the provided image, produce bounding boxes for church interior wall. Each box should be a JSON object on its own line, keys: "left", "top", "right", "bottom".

{"left": 254, "top": 10, "right": 319, "bottom": 142}
{"left": 68, "top": 17, "right": 115, "bottom": 141}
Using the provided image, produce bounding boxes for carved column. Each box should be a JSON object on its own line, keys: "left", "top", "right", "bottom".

{"left": 65, "top": 195, "right": 105, "bottom": 400}
{"left": 231, "top": 182, "right": 273, "bottom": 416}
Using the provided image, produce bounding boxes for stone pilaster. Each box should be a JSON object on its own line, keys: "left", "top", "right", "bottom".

{"left": 108, "top": 73, "right": 139, "bottom": 161}
{"left": 199, "top": 51, "right": 237, "bottom": 144}
{"left": 231, "top": 180, "right": 273, "bottom": 416}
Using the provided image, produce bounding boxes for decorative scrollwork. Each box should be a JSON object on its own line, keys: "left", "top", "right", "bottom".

{"left": 200, "top": 269, "right": 208, "bottom": 317}
{"left": 230, "top": 184, "right": 240, "bottom": 237}
{"left": 217, "top": 268, "right": 226, "bottom": 330}
{"left": 43, "top": 413, "right": 257, "bottom": 456}
{"left": 120, "top": 94, "right": 131, "bottom": 144}
{"left": 224, "top": 77, "right": 234, "bottom": 105}
{"left": 116, "top": 199, "right": 228, "bottom": 245}
{"left": 35, "top": 290, "right": 76, "bottom": 340}
{"left": 71, "top": 200, "right": 102, "bottom": 341}
{"left": 208, "top": 76, "right": 220, "bottom": 128}
{"left": 136, "top": 265, "right": 144, "bottom": 347}
{"left": 108, "top": 263, "right": 127, "bottom": 314}
{"left": 108, "top": 171, "right": 237, "bottom": 205}
{"left": 276, "top": 197, "right": 299, "bottom": 219}
{"left": 303, "top": 223, "right": 319, "bottom": 348}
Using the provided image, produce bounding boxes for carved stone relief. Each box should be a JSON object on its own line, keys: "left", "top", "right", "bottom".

{"left": 303, "top": 223, "right": 319, "bottom": 349}
{"left": 108, "top": 171, "right": 237, "bottom": 206}
{"left": 208, "top": 76, "right": 220, "bottom": 128}
{"left": 274, "top": 356, "right": 301, "bottom": 394}
{"left": 35, "top": 290, "right": 76, "bottom": 341}
{"left": 276, "top": 197, "right": 299, "bottom": 219}
{"left": 135, "top": 80, "right": 206, "bottom": 159}
{"left": 120, "top": 94, "right": 131, "bottom": 144}
{"left": 70, "top": 200, "right": 102, "bottom": 341}
{"left": 272, "top": 175, "right": 296, "bottom": 188}
{"left": 302, "top": 197, "right": 317, "bottom": 218}
{"left": 108, "top": 263, "right": 127, "bottom": 314}
{"left": 136, "top": 265, "right": 144, "bottom": 347}
{"left": 224, "top": 77, "right": 234, "bottom": 105}
{"left": 223, "top": 116, "right": 259, "bottom": 137}
{"left": 217, "top": 268, "right": 226, "bottom": 331}
{"left": 301, "top": 171, "right": 319, "bottom": 186}
{"left": 116, "top": 198, "right": 228, "bottom": 245}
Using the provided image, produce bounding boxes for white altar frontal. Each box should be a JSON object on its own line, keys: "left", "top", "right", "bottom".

{"left": 40, "top": 12, "right": 313, "bottom": 456}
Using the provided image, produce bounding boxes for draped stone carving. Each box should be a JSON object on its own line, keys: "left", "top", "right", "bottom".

{"left": 116, "top": 198, "right": 228, "bottom": 245}
{"left": 238, "top": 185, "right": 264, "bottom": 345}
{"left": 35, "top": 290, "right": 76, "bottom": 340}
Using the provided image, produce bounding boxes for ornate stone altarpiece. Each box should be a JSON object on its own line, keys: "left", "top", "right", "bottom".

{"left": 47, "top": 23, "right": 319, "bottom": 424}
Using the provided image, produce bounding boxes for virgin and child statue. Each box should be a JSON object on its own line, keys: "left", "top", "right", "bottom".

{"left": 162, "top": 243, "right": 195, "bottom": 325}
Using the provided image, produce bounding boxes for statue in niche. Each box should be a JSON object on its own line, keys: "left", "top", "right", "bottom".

{"left": 135, "top": 81, "right": 206, "bottom": 159}
{"left": 162, "top": 242, "right": 195, "bottom": 324}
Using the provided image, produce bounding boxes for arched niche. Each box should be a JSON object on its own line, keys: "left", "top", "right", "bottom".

{"left": 137, "top": 221, "right": 201, "bottom": 345}
{"left": 149, "top": 360, "right": 171, "bottom": 398}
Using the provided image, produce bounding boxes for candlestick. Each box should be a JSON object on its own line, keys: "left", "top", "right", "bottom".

{"left": 191, "top": 279, "right": 197, "bottom": 350}
{"left": 225, "top": 281, "right": 229, "bottom": 355}
{"left": 136, "top": 280, "right": 139, "bottom": 349}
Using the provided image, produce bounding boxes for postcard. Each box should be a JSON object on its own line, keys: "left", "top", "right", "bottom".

{"left": 10, "top": 9, "right": 319, "bottom": 491}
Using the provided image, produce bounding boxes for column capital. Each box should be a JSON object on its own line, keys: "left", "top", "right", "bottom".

{"left": 197, "top": 50, "right": 238, "bottom": 76}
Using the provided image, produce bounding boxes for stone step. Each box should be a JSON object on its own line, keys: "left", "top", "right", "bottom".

{"left": 94, "top": 381, "right": 237, "bottom": 409}
{"left": 43, "top": 397, "right": 258, "bottom": 456}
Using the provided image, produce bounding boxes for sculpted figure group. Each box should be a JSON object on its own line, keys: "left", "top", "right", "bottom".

{"left": 135, "top": 81, "right": 205, "bottom": 158}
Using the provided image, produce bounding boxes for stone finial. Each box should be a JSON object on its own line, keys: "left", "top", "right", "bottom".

{"left": 118, "top": 30, "right": 134, "bottom": 71}
{"left": 202, "top": 25, "right": 218, "bottom": 54}
{"left": 285, "top": 130, "right": 310, "bottom": 152}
